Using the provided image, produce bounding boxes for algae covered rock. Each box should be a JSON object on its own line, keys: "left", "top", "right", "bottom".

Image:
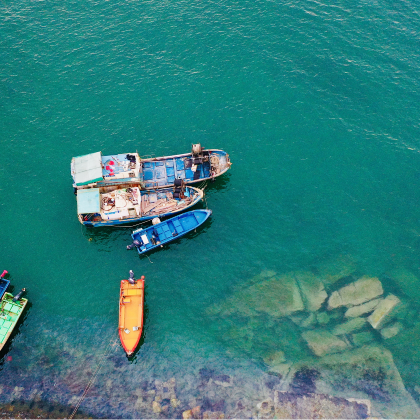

{"left": 302, "top": 330, "right": 348, "bottom": 357}
{"left": 263, "top": 350, "right": 286, "bottom": 366}
{"left": 367, "top": 294, "right": 400, "bottom": 329}
{"left": 286, "top": 345, "right": 420, "bottom": 419}
{"left": 380, "top": 321, "right": 403, "bottom": 339}
{"left": 328, "top": 276, "right": 383, "bottom": 309}
{"left": 332, "top": 317, "right": 366, "bottom": 336}
{"left": 209, "top": 273, "right": 304, "bottom": 318}
{"left": 351, "top": 331, "right": 375, "bottom": 347}
{"left": 293, "top": 271, "right": 328, "bottom": 312}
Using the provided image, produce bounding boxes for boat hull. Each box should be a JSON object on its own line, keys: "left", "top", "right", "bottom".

{"left": 119, "top": 278, "right": 145, "bottom": 356}
{"left": 0, "top": 292, "right": 28, "bottom": 352}
{"left": 130, "top": 209, "right": 212, "bottom": 254}
{"left": 79, "top": 186, "right": 204, "bottom": 227}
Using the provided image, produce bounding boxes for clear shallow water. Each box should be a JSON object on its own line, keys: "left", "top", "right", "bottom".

{"left": 1, "top": 0, "right": 420, "bottom": 417}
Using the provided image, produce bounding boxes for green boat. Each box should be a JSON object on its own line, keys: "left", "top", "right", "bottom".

{"left": 0, "top": 292, "right": 28, "bottom": 351}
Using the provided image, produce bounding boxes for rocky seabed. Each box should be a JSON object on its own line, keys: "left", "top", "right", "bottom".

{"left": 1, "top": 256, "right": 420, "bottom": 418}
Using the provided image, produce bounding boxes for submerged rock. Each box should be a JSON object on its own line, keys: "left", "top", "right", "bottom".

{"left": 209, "top": 273, "right": 304, "bottom": 318}
{"left": 302, "top": 330, "right": 348, "bottom": 357}
{"left": 263, "top": 351, "right": 286, "bottom": 366}
{"left": 293, "top": 271, "right": 328, "bottom": 312}
{"left": 380, "top": 322, "right": 403, "bottom": 339}
{"left": 351, "top": 331, "right": 375, "bottom": 346}
{"left": 274, "top": 391, "right": 370, "bottom": 419}
{"left": 328, "top": 276, "right": 383, "bottom": 309}
{"left": 344, "top": 298, "right": 382, "bottom": 318}
{"left": 332, "top": 317, "right": 366, "bottom": 336}
{"left": 300, "top": 312, "right": 317, "bottom": 328}
{"left": 256, "top": 398, "right": 275, "bottom": 419}
{"left": 203, "top": 411, "right": 224, "bottom": 419}
{"left": 317, "top": 311, "right": 330, "bottom": 325}
{"left": 268, "top": 363, "right": 293, "bottom": 379}
{"left": 367, "top": 294, "right": 401, "bottom": 329}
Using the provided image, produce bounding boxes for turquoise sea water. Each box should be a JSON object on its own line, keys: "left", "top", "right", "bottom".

{"left": 1, "top": 0, "right": 420, "bottom": 417}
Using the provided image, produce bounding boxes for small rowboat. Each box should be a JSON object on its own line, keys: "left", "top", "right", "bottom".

{"left": 127, "top": 209, "right": 212, "bottom": 254}
{"left": 119, "top": 275, "right": 145, "bottom": 356}
{"left": 0, "top": 292, "right": 28, "bottom": 351}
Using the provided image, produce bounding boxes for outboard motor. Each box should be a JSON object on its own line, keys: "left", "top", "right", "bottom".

{"left": 126, "top": 239, "right": 142, "bottom": 250}
{"left": 192, "top": 143, "right": 202, "bottom": 156}
{"left": 12, "top": 288, "right": 26, "bottom": 302}
{"left": 128, "top": 270, "right": 136, "bottom": 285}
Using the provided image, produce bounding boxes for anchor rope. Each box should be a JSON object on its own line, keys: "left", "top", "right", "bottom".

{"left": 69, "top": 333, "right": 119, "bottom": 419}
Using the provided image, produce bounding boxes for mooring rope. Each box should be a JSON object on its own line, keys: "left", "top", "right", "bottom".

{"left": 69, "top": 333, "right": 119, "bottom": 419}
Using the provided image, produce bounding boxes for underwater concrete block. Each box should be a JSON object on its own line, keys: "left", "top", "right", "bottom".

{"left": 380, "top": 322, "right": 403, "bottom": 339}
{"left": 332, "top": 317, "right": 366, "bottom": 336}
{"left": 293, "top": 271, "right": 328, "bottom": 312}
{"left": 368, "top": 294, "right": 400, "bottom": 329}
{"left": 344, "top": 298, "right": 382, "bottom": 318}
{"left": 302, "top": 330, "right": 348, "bottom": 357}
{"left": 328, "top": 276, "right": 383, "bottom": 309}
{"left": 316, "top": 254, "right": 357, "bottom": 286}
{"left": 209, "top": 273, "right": 304, "bottom": 318}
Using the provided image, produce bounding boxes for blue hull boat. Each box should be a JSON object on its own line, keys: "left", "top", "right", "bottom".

{"left": 71, "top": 145, "right": 231, "bottom": 191}
{"left": 0, "top": 276, "right": 9, "bottom": 300}
{"left": 128, "top": 209, "right": 212, "bottom": 254}
{"left": 77, "top": 184, "right": 204, "bottom": 227}
{"left": 140, "top": 145, "right": 231, "bottom": 189}
{"left": 0, "top": 271, "right": 9, "bottom": 299}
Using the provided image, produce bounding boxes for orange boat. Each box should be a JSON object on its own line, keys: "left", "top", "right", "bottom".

{"left": 119, "top": 273, "right": 145, "bottom": 356}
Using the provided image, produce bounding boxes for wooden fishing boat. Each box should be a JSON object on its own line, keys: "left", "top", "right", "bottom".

{"left": 0, "top": 271, "right": 10, "bottom": 300}
{"left": 139, "top": 144, "right": 231, "bottom": 189}
{"left": 71, "top": 144, "right": 231, "bottom": 191}
{"left": 0, "top": 292, "right": 28, "bottom": 351}
{"left": 76, "top": 183, "right": 204, "bottom": 227}
{"left": 127, "top": 209, "right": 212, "bottom": 254}
{"left": 119, "top": 275, "right": 145, "bottom": 356}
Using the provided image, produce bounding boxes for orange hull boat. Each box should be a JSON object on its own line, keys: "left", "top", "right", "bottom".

{"left": 119, "top": 276, "right": 145, "bottom": 356}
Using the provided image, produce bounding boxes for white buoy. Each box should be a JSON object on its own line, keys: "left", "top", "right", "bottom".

{"left": 152, "top": 217, "right": 161, "bottom": 225}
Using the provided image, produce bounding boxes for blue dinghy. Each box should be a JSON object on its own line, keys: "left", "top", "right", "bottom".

{"left": 127, "top": 209, "right": 212, "bottom": 254}
{"left": 0, "top": 271, "right": 10, "bottom": 300}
